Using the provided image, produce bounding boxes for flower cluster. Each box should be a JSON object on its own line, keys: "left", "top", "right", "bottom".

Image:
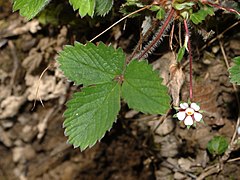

{"left": 175, "top": 102, "right": 203, "bottom": 127}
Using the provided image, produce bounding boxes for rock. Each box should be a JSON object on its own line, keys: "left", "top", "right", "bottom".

{"left": 178, "top": 158, "right": 192, "bottom": 171}
{"left": 0, "top": 126, "right": 13, "bottom": 147}
{"left": 154, "top": 118, "right": 175, "bottom": 136}
{"left": 155, "top": 135, "right": 179, "bottom": 157}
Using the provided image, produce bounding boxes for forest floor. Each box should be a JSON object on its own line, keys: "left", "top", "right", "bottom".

{"left": 0, "top": 1, "right": 240, "bottom": 180}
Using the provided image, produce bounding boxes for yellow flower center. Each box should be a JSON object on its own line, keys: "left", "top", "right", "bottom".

{"left": 185, "top": 108, "right": 194, "bottom": 116}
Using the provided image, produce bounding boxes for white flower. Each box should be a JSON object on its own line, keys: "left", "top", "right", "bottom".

{"left": 175, "top": 102, "right": 203, "bottom": 127}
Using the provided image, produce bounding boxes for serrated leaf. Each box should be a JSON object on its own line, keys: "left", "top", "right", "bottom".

{"left": 64, "top": 82, "right": 121, "bottom": 150}
{"left": 58, "top": 42, "right": 125, "bottom": 86}
{"left": 190, "top": 6, "right": 214, "bottom": 24}
{"left": 122, "top": 60, "right": 171, "bottom": 114}
{"left": 69, "top": 0, "right": 95, "bottom": 17}
{"left": 13, "top": 0, "right": 51, "bottom": 20}
{"left": 229, "top": 56, "right": 240, "bottom": 85}
{"left": 95, "top": 0, "right": 113, "bottom": 16}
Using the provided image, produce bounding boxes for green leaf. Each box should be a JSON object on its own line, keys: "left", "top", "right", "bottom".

{"left": 95, "top": 0, "right": 113, "bottom": 16}
{"left": 177, "top": 47, "right": 186, "bottom": 62}
{"left": 58, "top": 42, "right": 125, "bottom": 86}
{"left": 156, "top": 7, "right": 166, "bottom": 20}
{"left": 229, "top": 56, "right": 240, "bottom": 85}
{"left": 122, "top": 60, "right": 171, "bottom": 114}
{"left": 69, "top": 0, "right": 95, "bottom": 17}
{"left": 64, "top": 82, "right": 121, "bottom": 150}
{"left": 150, "top": 5, "right": 160, "bottom": 12}
{"left": 207, "top": 136, "right": 228, "bottom": 156}
{"left": 190, "top": 6, "right": 214, "bottom": 24}
{"left": 13, "top": 0, "right": 51, "bottom": 20}
{"left": 173, "top": 2, "right": 195, "bottom": 10}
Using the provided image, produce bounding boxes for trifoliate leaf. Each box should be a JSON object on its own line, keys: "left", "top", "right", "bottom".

{"left": 229, "top": 56, "right": 240, "bottom": 85}
{"left": 190, "top": 6, "right": 214, "bottom": 24}
{"left": 207, "top": 136, "right": 228, "bottom": 156}
{"left": 69, "top": 0, "right": 95, "bottom": 17}
{"left": 122, "top": 60, "right": 171, "bottom": 114}
{"left": 64, "top": 82, "right": 121, "bottom": 150}
{"left": 58, "top": 42, "right": 125, "bottom": 86}
{"left": 95, "top": 0, "right": 113, "bottom": 16}
{"left": 13, "top": 0, "right": 51, "bottom": 20}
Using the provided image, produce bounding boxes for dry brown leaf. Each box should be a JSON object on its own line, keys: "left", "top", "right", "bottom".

{"left": 153, "top": 52, "right": 185, "bottom": 106}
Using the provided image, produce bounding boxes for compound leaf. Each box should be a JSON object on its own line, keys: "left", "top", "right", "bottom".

{"left": 58, "top": 42, "right": 125, "bottom": 86}
{"left": 13, "top": 0, "right": 51, "bottom": 20}
{"left": 69, "top": 0, "right": 95, "bottom": 17}
{"left": 229, "top": 56, "right": 240, "bottom": 85}
{"left": 64, "top": 82, "right": 121, "bottom": 151}
{"left": 122, "top": 60, "right": 171, "bottom": 114}
{"left": 95, "top": 0, "right": 113, "bottom": 16}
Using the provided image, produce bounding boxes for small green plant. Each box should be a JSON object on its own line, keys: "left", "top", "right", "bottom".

{"left": 207, "top": 136, "right": 229, "bottom": 156}
{"left": 11, "top": 0, "right": 240, "bottom": 150}
{"left": 229, "top": 56, "right": 240, "bottom": 85}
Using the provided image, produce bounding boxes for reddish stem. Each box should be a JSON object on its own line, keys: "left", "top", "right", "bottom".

{"left": 204, "top": 1, "right": 240, "bottom": 16}
{"left": 138, "top": 8, "right": 175, "bottom": 59}
{"left": 183, "top": 20, "right": 193, "bottom": 100}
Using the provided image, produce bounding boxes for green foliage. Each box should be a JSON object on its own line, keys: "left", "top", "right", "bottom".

{"left": 95, "top": 0, "right": 113, "bottom": 16}
{"left": 58, "top": 42, "right": 125, "bottom": 86}
{"left": 177, "top": 47, "right": 186, "bottom": 62}
{"left": 13, "top": 0, "right": 113, "bottom": 19}
{"left": 150, "top": 5, "right": 166, "bottom": 20}
{"left": 13, "top": 0, "right": 51, "bottom": 20}
{"left": 38, "top": 3, "right": 64, "bottom": 25}
{"left": 58, "top": 42, "right": 170, "bottom": 150}
{"left": 64, "top": 82, "right": 121, "bottom": 150}
{"left": 190, "top": 5, "right": 214, "bottom": 24}
{"left": 207, "top": 136, "right": 228, "bottom": 156}
{"left": 229, "top": 56, "right": 240, "bottom": 85}
{"left": 69, "top": 0, "right": 95, "bottom": 17}
{"left": 122, "top": 60, "right": 170, "bottom": 114}
{"left": 173, "top": 1, "right": 195, "bottom": 11}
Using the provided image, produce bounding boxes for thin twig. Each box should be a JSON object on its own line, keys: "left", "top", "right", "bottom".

{"left": 31, "top": 65, "right": 51, "bottom": 110}
{"left": 89, "top": 5, "right": 152, "bottom": 42}
{"left": 200, "top": 21, "right": 240, "bottom": 51}
{"left": 227, "top": 156, "right": 240, "bottom": 163}
{"left": 183, "top": 20, "right": 193, "bottom": 100}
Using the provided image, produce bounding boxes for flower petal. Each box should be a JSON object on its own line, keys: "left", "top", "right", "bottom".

{"left": 191, "top": 103, "right": 200, "bottom": 111}
{"left": 194, "top": 112, "right": 202, "bottom": 122}
{"left": 184, "top": 116, "right": 193, "bottom": 126}
{"left": 180, "top": 103, "right": 189, "bottom": 109}
{"left": 177, "top": 111, "right": 186, "bottom": 121}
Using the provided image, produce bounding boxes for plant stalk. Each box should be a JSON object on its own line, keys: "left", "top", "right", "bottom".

{"left": 183, "top": 19, "right": 193, "bottom": 100}
{"left": 137, "top": 8, "right": 175, "bottom": 59}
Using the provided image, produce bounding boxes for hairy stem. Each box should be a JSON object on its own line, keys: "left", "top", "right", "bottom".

{"left": 183, "top": 19, "right": 193, "bottom": 100}
{"left": 204, "top": 1, "right": 240, "bottom": 16}
{"left": 137, "top": 8, "right": 175, "bottom": 59}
